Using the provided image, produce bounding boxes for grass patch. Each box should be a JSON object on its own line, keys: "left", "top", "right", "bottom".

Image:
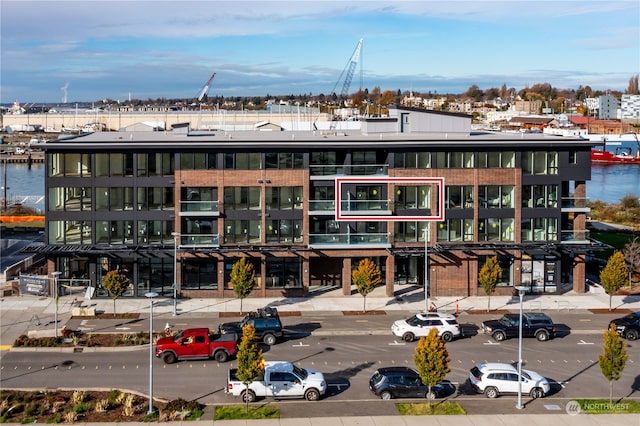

{"left": 589, "top": 232, "right": 635, "bottom": 257}
{"left": 396, "top": 401, "right": 466, "bottom": 415}
{"left": 575, "top": 399, "right": 640, "bottom": 414}
{"left": 213, "top": 405, "right": 280, "bottom": 420}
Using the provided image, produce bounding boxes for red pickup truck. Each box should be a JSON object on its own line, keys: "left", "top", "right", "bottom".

{"left": 154, "top": 328, "right": 239, "bottom": 364}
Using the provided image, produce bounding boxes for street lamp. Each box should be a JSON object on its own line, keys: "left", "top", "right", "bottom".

{"left": 515, "top": 286, "right": 526, "bottom": 410}
{"left": 424, "top": 226, "right": 430, "bottom": 313}
{"left": 52, "top": 271, "right": 62, "bottom": 338}
{"left": 145, "top": 291, "right": 159, "bottom": 415}
{"left": 171, "top": 232, "right": 179, "bottom": 316}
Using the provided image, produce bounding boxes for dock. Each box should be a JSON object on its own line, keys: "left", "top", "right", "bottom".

{"left": 0, "top": 153, "right": 45, "bottom": 164}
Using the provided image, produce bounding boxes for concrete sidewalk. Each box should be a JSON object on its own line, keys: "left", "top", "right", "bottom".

{"left": 2, "top": 286, "right": 640, "bottom": 347}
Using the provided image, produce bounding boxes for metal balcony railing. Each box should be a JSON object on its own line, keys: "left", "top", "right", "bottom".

{"left": 179, "top": 201, "right": 220, "bottom": 215}
{"left": 179, "top": 233, "right": 220, "bottom": 247}
{"left": 561, "top": 197, "right": 590, "bottom": 209}
{"left": 309, "top": 164, "right": 389, "bottom": 177}
{"left": 308, "top": 200, "right": 336, "bottom": 211}
{"left": 560, "top": 230, "right": 590, "bottom": 242}
{"left": 309, "top": 233, "right": 389, "bottom": 245}
{"left": 340, "top": 200, "right": 391, "bottom": 213}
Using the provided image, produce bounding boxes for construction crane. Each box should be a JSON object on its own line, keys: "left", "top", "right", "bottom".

{"left": 197, "top": 72, "right": 216, "bottom": 102}
{"left": 327, "top": 39, "right": 363, "bottom": 130}
{"left": 337, "top": 38, "right": 363, "bottom": 102}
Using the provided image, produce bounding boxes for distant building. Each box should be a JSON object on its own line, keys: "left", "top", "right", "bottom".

{"left": 598, "top": 95, "right": 619, "bottom": 120}
{"left": 621, "top": 94, "right": 640, "bottom": 122}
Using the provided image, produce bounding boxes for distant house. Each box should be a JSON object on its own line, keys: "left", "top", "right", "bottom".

{"left": 508, "top": 116, "right": 556, "bottom": 131}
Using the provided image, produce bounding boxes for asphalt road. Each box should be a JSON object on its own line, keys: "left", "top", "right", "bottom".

{"left": 2, "top": 314, "right": 638, "bottom": 414}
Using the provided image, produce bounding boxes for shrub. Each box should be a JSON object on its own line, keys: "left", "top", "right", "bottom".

{"left": 73, "top": 402, "right": 89, "bottom": 414}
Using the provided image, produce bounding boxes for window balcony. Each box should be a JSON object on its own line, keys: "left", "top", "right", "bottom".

{"left": 560, "top": 229, "right": 590, "bottom": 243}
{"left": 179, "top": 201, "right": 220, "bottom": 216}
{"left": 309, "top": 233, "right": 390, "bottom": 249}
{"left": 178, "top": 233, "right": 220, "bottom": 248}
{"left": 561, "top": 197, "right": 590, "bottom": 213}
{"left": 339, "top": 200, "right": 392, "bottom": 215}
{"left": 309, "top": 164, "right": 389, "bottom": 179}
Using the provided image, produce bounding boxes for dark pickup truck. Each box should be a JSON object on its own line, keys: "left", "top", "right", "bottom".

{"left": 218, "top": 307, "right": 283, "bottom": 345}
{"left": 154, "top": 327, "right": 239, "bottom": 364}
{"left": 481, "top": 312, "right": 556, "bottom": 342}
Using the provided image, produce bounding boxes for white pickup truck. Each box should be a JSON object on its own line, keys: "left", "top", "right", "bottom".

{"left": 226, "top": 361, "right": 327, "bottom": 402}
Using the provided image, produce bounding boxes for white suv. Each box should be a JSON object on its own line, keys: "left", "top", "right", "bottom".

{"left": 391, "top": 312, "right": 461, "bottom": 342}
{"left": 469, "top": 362, "right": 550, "bottom": 399}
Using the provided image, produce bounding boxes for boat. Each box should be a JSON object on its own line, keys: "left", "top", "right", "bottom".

{"left": 591, "top": 146, "right": 640, "bottom": 164}
{"left": 589, "top": 133, "right": 640, "bottom": 164}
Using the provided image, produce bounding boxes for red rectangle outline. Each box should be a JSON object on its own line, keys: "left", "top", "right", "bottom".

{"left": 335, "top": 177, "right": 445, "bottom": 221}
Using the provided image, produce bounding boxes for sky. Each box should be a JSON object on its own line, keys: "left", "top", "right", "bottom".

{"left": 1, "top": 0, "right": 639, "bottom": 104}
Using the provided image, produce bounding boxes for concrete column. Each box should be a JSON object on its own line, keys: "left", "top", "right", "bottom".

{"left": 573, "top": 253, "right": 587, "bottom": 293}
{"left": 385, "top": 255, "right": 395, "bottom": 297}
{"left": 342, "top": 258, "right": 352, "bottom": 295}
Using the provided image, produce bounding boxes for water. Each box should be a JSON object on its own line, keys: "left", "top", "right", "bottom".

{"left": 588, "top": 164, "right": 640, "bottom": 202}
{"left": 1, "top": 163, "right": 45, "bottom": 213}
{"left": 2, "top": 161, "right": 639, "bottom": 209}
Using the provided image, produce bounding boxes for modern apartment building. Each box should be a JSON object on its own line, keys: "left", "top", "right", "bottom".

{"left": 29, "top": 107, "right": 603, "bottom": 300}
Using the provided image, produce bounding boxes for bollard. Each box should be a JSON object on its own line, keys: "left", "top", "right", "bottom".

{"left": 455, "top": 298, "right": 459, "bottom": 315}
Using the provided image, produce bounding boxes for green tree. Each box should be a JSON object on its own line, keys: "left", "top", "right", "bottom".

{"left": 600, "top": 251, "right": 628, "bottom": 311}
{"left": 352, "top": 258, "right": 383, "bottom": 312}
{"left": 478, "top": 256, "right": 502, "bottom": 312}
{"left": 102, "top": 270, "right": 129, "bottom": 314}
{"left": 598, "top": 324, "right": 629, "bottom": 405}
{"left": 413, "top": 328, "right": 451, "bottom": 408}
{"left": 235, "top": 324, "right": 263, "bottom": 412}
{"left": 230, "top": 257, "right": 256, "bottom": 313}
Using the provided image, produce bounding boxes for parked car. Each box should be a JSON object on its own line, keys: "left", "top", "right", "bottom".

{"left": 469, "top": 362, "right": 550, "bottom": 399}
{"left": 218, "top": 306, "right": 283, "bottom": 345}
{"left": 226, "top": 361, "right": 326, "bottom": 402}
{"left": 391, "top": 312, "right": 461, "bottom": 342}
{"left": 609, "top": 311, "right": 640, "bottom": 341}
{"left": 154, "top": 327, "right": 238, "bottom": 364}
{"left": 369, "top": 366, "right": 454, "bottom": 400}
{"left": 480, "top": 312, "right": 556, "bottom": 342}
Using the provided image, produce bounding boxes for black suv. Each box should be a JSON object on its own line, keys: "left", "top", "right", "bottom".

{"left": 218, "top": 307, "right": 283, "bottom": 345}
{"left": 368, "top": 366, "right": 454, "bottom": 400}
{"left": 610, "top": 311, "right": 640, "bottom": 341}
{"left": 481, "top": 312, "right": 556, "bottom": 342}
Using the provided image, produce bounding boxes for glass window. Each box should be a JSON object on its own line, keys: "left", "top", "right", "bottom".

{"left": 445, "top": 186, "right": 473, "bottom": 209}
{"left": 224, "top": 220, "right": 262, "bottom": 243}
{"left": 523, "top": 151, "right": 558, "bottom": 175}
{"left": 265, "top": 152, "right": 303, "bottom": 169}
{"left": 479, "top": 151, "right": 515, "bottom": 168}
{"left": 478, "top": 254, "right": 512, "bottom": 287}
{"left": 395, "top": 186, "right": 431, "bottom": 210}
{"left": 110, "top": 153, "right": 124, "bottom": 176}
{"left": 62, "top": 153, "right": 92, "bottom": 176}
{"left": 394, "top": 152, "right": 431, "bottom": 169}
{"left": 479, "top": 218, "right": 514, "bottom": 242}
{"left": 436, "top": 219, "right": 474, "bottom": 242}
{"left": 436, "top": 151, "right": 474, "bottom": 168}
{"left": 182, "top": 258, "right": 218, "bottom": 290}
{"left": 95, "top": 153, "right": 109, "bottom": 177}
{"left": 479, "top": 186, "right": 514, "bottom": 208}
{"left": 266, "top": 257, "right": 302, "bottom": 289}
{"left": 224, "top": 187, "right": 261, "bottom": 210}
{"left": 522, "top": 217, "right": 558, "bottom": 241}
{"left": 266, "top": 219, "right": 303, "bottom": 243}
